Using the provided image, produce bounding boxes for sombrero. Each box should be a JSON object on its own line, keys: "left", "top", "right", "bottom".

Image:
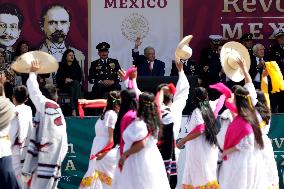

{"left": 175, "top": 35, "right": 193, "bottom": 61}
{"left": 220, "top": 41, "right": 251, "bottom": 82}
{"left": 11, "top": 51, "right": 58, "bottom": 74}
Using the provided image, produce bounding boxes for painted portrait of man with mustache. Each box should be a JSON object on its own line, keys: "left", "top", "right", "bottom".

{"left": 0, "top": 3, "right": 23, "bottom": 62}
{"left": 39, "top": 4, "right": 85, "bottom": 85}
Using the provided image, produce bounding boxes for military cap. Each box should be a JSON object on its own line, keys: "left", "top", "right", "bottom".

{"left": 96, "top": 42, "right": 110, "bottom": 51}
{"left": 209, "top": 35, "right": 223, "bottom": 44}
{"left": 273, "top": 28, "right": 284, "bottom": 38}
{"left": 240, "top": 33, "right": 253, "bottom": 42}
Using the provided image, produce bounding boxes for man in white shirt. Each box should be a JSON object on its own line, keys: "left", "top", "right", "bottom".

{"left": 9, "top": 85, "right": 33, "bottom": 188}
{"left": 22, "top": 61, "right": 68, "bottom": 189}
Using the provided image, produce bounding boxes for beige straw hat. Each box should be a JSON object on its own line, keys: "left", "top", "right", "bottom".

{"left": 11, "top": 51, "right": 58, "bottom": 74}
{"left": 220, "top": 41, "right": 251, "bottom": 82}
{"left": 175, "top": 35, "right": 193, "bottom": 61}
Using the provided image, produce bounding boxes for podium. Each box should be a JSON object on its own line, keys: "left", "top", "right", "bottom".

{"left": 137, "top": 75, "right": 199, "bottom": 115}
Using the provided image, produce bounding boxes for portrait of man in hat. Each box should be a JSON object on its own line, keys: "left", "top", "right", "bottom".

{"left": 88, "top": 42, "right": 121, "bottom": 99}
{"left": 0, "top": 3, "right": 23, "bottom": 63}
{"left": 38, "top": 4, "right": 85, "bottom": 84}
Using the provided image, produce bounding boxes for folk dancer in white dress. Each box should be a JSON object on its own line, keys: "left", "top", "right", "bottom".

{"left": 255, "top": 91, "right": 279, "bottom": 188}
{"left": 112, "top": 92, "right": 171, "bottom": 189}
{"left": 21, "top": 61, "right": 68, "bottom": 189}
{"left": 79, "top": 91, "right": 120, "bottom": 189}
{"left": 9, "top": 86, "right": 33, "bottom": 188}
{"left": 217, "top": 59, "right": 268, "bottom": 189}
{"left": 176, "top": 87, "right": 220, "bottom": 188}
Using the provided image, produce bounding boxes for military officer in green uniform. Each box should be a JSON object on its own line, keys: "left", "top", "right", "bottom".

{"left": 88, "top": 42, "right": 121, "bottom": 99}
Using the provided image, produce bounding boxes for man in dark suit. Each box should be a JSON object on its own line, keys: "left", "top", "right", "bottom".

{"left": 88, "top": 42, "right": 121, "bottom": 99}
{"left": 132, "top": 37, "right": 165, "bottom": 76}
{"left": 249, "top": 43, "right": 266, "bottom": 89}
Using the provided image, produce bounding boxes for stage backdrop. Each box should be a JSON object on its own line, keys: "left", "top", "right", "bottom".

{"left": 183, "top": 0, "right": 284, "bottom": 62}
{"left": 89, "top": 0, "right": 181, "bottom": 89}
{"left": 0, "top": 0, "right": 88, "bottom": 86}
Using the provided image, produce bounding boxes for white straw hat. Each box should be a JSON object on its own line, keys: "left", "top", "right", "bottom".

{"left": 220, "top": 41, "right": 251, "bottom": 82}
{"left": 11, "top": 51, "right": 58, "bottom": 74}
{"left": 175, "top": 35, "right": 193, "bottom": 61}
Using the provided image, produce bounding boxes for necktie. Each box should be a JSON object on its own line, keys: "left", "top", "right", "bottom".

{"left": 148, "top": 61, "right": 152, "bottom": 72}
{"left": 258, "top": 58, "right": 264, "bottom": 71}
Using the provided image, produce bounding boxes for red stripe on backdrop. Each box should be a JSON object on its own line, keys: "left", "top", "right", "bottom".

{"left": 0, "top": 0, "right": 88, "bottom": 80}
{"left": 183, "top": 0, "right": 223, "bottom": 63}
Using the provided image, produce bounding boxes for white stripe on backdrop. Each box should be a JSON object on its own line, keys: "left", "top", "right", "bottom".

{"left": 89, "top": 0, "right": 181, "bottom": 90}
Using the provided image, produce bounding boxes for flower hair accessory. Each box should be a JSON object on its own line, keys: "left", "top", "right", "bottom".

{"left": 109, "top": 93, "right": 120, "bottom": 104}
{"left": 235, "top": 93, "right": 253, "bottom": 109}
{"left": 167, "top": 83, "right": 176, "bottom": 95}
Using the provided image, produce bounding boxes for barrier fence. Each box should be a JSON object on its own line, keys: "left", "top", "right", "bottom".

{"left": 58, "top": 115, "right": 284, "bottom": 188}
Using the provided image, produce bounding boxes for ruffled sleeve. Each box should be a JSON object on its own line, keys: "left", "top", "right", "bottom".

{"left": 243, "top": 82, "right": 258, "bottom": 106}
{"left": 104, "top": 110, "right": 117, "bottom": 129}
{"left": 187, "top": 108, "right": 205, "bottom": 133}
{"left": 124, "top": 120, "right": 148, "bottom": 144}
{"left": 235, "top": 134, "right": 254, "bottom": 151}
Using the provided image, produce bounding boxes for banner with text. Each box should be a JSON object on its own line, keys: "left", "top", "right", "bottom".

{"left": 89, "top": 0, "right": 181, "bottom": 80}
{"left": 183, "top": 0, "right": 284, "bottom": 61}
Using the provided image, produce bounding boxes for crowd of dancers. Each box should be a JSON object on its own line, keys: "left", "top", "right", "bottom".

{"left": 0, "top": 42, "right": 280, "bottom": 189}
{"left": 78, "top": 54, "right": 279, "bottom": 189}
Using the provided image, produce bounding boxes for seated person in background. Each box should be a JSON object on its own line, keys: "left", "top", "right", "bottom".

{"left": 88, "top": 42, "right": 121, "bottom": 99}
{"left": 56, "top": 49, "right": 83, "bottom": 116}
{"left": 132, "top": 37, "right": 165, "bottom": 76}
{"left": 249, "top": 43, "right": 266, "bottom": 89}
{"left": 0, "top": 51, "right": 15, "bottom": 100}
{"left": 14, "top": 41, "right": 30, "bottom": 86}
